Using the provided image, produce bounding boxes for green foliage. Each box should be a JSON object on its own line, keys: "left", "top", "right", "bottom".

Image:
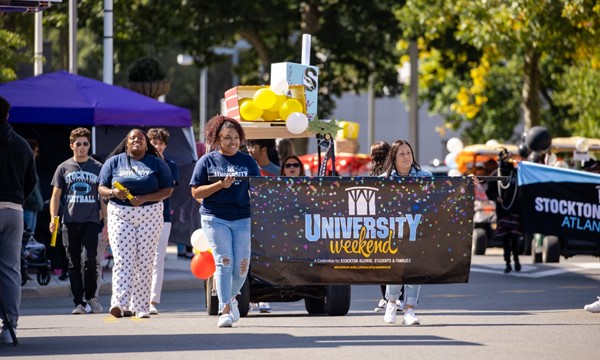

{"left": 0, "top": 28, "right": 29, "bottom": 82}
{"left": 394, "top": 0, "right": 600, "bottom": 142}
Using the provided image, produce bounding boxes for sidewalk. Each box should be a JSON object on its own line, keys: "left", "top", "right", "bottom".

{"left": 21, "top": 245, "right": 202, "bottom": 300}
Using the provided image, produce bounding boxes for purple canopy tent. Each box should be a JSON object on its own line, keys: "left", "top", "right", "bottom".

{"left": 0, "top": 70, "right": 200, "bottom": 246}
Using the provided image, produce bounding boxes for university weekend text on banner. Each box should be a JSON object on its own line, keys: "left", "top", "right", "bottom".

{"left": 249, "top": 176, "right": 474, "bottom": 285}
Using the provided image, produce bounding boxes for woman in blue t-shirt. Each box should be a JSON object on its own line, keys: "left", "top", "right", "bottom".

{"left": 98, "top": 129, "right": 174, "bottom": 319}
{"left": 190, "top": 115, "right": 260, "bottom": 328}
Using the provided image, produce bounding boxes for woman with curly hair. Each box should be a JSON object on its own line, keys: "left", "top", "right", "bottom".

{"left": 190, "top": 115, "right": 260, "bottom": 327}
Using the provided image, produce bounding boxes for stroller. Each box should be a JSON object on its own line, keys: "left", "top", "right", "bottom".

{"left": 21, "top": 231, "right": 51, "bottom": 286}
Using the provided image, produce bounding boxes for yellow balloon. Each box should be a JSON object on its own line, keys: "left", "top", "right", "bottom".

{"left": 279, "top": 98, "right": 304, "bottom": 120}
{"left": 267, "top": 94, "right": 286, "bottom": 112}
{"left": 261, "top": 110, "right": 280, "bottom": 121}
{"left": 239, "top": 99, "right": 263, "bottom": 121}
{"left": 253, "top": 88, "right": 277, "bottom": 110}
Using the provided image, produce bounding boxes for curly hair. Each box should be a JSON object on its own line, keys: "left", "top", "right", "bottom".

{"left": 369, "top": 141, "right": 390, "bottom": 176}
{"left": 204, "top": 115, "right": 245, "bottom": 150}
{"left": 382, "top": 139, "right": 422, "bottom": 176}
{"left": 147, "top": 127, "right": 170, "bottom": 144}
{"left": 279, "top": 155, "right": 306, "bottom": 176}
{"left": 69, "top": 127, "right": 91, "bottom": 144}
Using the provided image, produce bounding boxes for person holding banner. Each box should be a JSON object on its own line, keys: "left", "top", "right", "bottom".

{"left": 485, "top": 148, "right": 522, "bottom": 274}
{"left": 368, "top": 141, "right": 404, "bottom": 313}
{"left": 381, "top": 139, "right": 432, "bottom": 326}
{"left": 190, "top": 115, "right": 260, "bottom": 328}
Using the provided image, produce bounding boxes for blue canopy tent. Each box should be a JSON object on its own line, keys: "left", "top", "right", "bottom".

{"left": 0, "top": 70, "right": 200, "bottom": 246}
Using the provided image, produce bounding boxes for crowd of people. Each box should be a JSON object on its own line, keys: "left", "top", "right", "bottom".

{"left": 1, "top": 93, "right": 599, "bottom": 343}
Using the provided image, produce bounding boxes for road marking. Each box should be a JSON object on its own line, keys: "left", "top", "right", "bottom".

{"left": 469, "top": 264, "right": 594, "bottom": 278}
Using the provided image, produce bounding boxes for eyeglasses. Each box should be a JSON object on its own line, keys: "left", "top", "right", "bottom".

{"left": 284, "top": 163, "right": 301, "bottom": 169}
{"left": 75, "top": 142, "right": 90, "bottom": 147}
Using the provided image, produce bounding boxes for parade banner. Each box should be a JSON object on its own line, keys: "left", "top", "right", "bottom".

{"left": 249, "top": 176, "right": 474, "bottom": 285}
{"left": 518, "top": 161, "right": 600, "bottom": 241}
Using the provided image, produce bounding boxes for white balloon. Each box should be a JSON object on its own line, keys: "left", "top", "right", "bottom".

{"left": 271, "top": 79, "right": 290, "bottom": 95}
{"left": 286, "top": 112, "right": 309, "bottom": 134}
{"left": 445, "top": 152, "right": 458, "bottom": 168}
{"left": 190, "top": 229, "right": 210, "bottom": 252}
{"left": 446, "top": 137, "right": 464, "bottom": 153}
{"left": 485, "top": 139, "right": 500, "bottom": 148}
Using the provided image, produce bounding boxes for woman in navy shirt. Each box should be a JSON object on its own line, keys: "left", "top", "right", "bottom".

{"left": 190, "top": 115, "right": 260, "bottom": 328}
{"left": 98, "top": 129, "right": 173, "bottom": 319}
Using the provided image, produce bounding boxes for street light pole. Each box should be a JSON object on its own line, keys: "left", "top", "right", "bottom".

{"left": 177, "top": 54, "right": 207, "bottom": 143}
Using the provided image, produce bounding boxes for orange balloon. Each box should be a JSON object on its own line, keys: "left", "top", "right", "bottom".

{"left": 190, "top": 251, "right": 216, "bottom": 279}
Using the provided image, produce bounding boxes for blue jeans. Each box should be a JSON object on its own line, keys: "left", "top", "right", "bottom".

{"left": 386, "top": 284, "right": 421, "bottom": 307}
{"left": 23, "top": 210, "right": 37, "bottom": 233}
{"left": 0, "top": 208, "right": 24, "bottom": 330}
{"left": 201, "top": 215, "right": 251, "bottom": 313}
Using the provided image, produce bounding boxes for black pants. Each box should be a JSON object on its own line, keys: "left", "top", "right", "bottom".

{"left": 502, "top": 234, "right": 520, "bottom": 264}
{"left": 63, "top": 222, "right": 100, "bottom": 306}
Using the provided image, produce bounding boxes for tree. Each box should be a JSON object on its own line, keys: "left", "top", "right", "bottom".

{"left": 394, "top": 0, "right": 600, "bottom": 143}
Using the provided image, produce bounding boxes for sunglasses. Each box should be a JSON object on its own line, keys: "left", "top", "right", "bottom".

{"left": 284, "top": 163, "right": 301, "bottom": 169}
{"left": 75, "top": 141, "right": 90, "bottom": 147}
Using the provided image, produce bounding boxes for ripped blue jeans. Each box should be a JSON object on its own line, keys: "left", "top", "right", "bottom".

{"left": 386, "top": 284, "right": 421, "bottom": 307}
{"left": 201, "top": 215, "right": 251, "bottom": 313}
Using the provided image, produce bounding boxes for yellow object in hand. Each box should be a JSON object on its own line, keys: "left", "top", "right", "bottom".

{"left": 113, "top": 181, "right": 134, "bottom": 200}
{"left": 50, "top": 216, "right": 59, "bottom": 247}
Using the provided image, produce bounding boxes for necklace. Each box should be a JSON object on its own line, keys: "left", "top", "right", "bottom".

{"left": 74, "top": 157, "right": 90, "bottom": 172}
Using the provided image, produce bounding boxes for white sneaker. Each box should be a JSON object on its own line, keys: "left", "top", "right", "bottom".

{"left": 218, "top": 314, "right": 233, "bottom": 327}
{"left": 71, "top": 304, "right": 86, "bottom": 315}
{"left": 149, "top": 304, "right": 159, "bottom": 315}
{"left": 0, "top": 327, "right": 16, "bottom": 344}
{"left": 374, "top": 298, "right": 387, "bottom": 312}
{"left": 396, "top": 299, "right": 405, "bottom": 311}
{"left": 383, "top": 301, "right": 397, "bottom": 324}
{"left": 259, "top": 302, "right": 271, "bottom": 313}
{"left": 584, "top": 296, "right": 600, "bottom": 313}
{"left": 87, "top": 298, "right": 102, "bottom": 313}
{"left": 249, "top": 303, "right": 259, "bottom": 312}
{"left": 402, "top": 308, "right": 420, "bottom": 325}
{"left": 230, "top": 299, "right": 240, "bottom": 322}
{"left": 136, "top": 312, "right": 150, "bottom": 319}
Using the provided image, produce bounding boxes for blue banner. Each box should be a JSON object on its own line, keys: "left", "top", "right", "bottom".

{"left": 517, "top": 161, "right": 600, "bottom": 240}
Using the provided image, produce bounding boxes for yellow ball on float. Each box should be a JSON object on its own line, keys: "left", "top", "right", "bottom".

{"left": 253, "top": 88, "right": 277, "bottom": 110}
{"left": 279, "top": 98, "right": 304, "bottom": 120}
{"left": 261, "top": 110, "right": 280, "bottom": 121}
{"left": 239, "top": 99, "right": 263, "bottom": 121}
{"left": 267, "top": 94, "right": 286, "bottom": 112}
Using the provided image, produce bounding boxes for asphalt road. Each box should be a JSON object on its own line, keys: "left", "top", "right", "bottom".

{"left": 3, "top": 249, "right": 600, "bottom": 360}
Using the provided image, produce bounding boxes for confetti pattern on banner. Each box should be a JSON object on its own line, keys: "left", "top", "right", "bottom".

{"left": 249, "top": 176, "right": 474, "bottom": 285}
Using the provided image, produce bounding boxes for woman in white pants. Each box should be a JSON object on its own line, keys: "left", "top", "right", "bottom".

{"left": 98, "top": 129, "right": 173, "bottom": 319}
{"left": 147, "top": 128, "right": 179, "bottom": 315}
